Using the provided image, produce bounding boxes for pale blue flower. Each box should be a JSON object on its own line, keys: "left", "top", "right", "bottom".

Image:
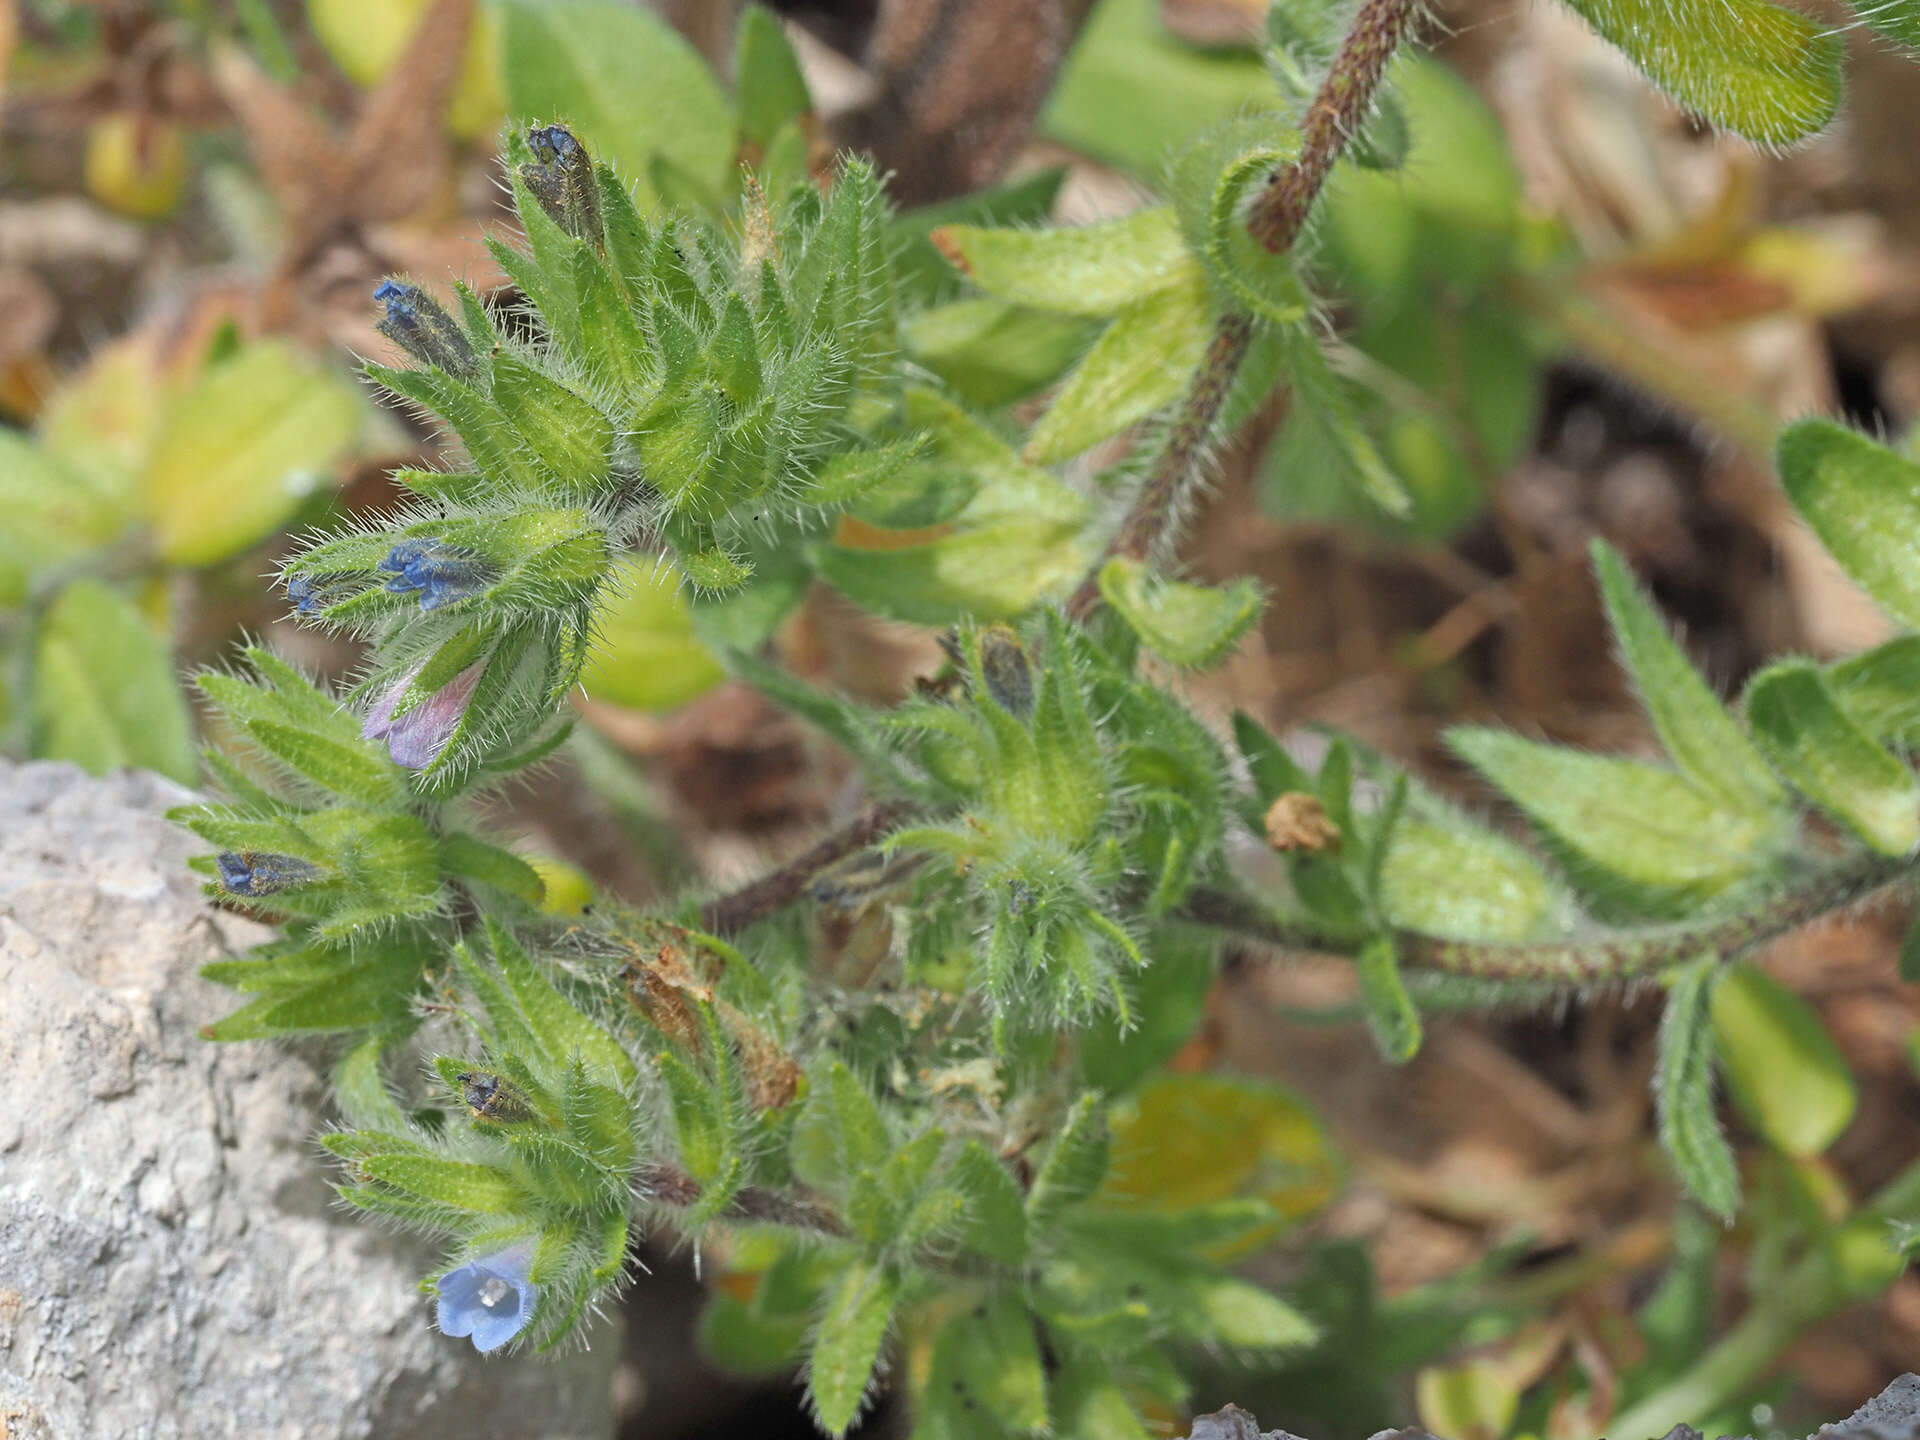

{"left": 436, "top": 1244, "right": 538, "bottom": 1353}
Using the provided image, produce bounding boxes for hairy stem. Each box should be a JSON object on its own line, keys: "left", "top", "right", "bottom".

{"left": 1066, "top": 0, "right": 1420, "bottom": 622}
{"left": 698, "top": 800, "right": 911, "bottom": 937}
{"left": 1187, "top": 848, "right": 1913, "bottom": 983}
{"left": 637, "top": 1161, "right": 848, "bottom": 1238}
{"left": 1245, "top": 0, "right": 1423, "bottom": 254}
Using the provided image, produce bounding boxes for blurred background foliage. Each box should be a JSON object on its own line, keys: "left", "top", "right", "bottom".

{"left": 5, "top": 0, "right": 1920, "bottom": 1437}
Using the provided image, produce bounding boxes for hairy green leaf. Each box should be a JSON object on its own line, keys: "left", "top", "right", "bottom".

{"left": 1097, "top": 558, "right": 1262, "bottom": 668}
{"left": 1449, "top": 728, "right": 1780, "bottom": 915}
{"left": 1656, "top": 956, "right": 1738, "bottom": 1221}
{"left": 1745, "top": 661, "right": 1920, "bottom": 856}
{"left": 1778, "top": 419, "right": 1920, "bottom": 627}
{"left": 809, "top": 1259, "right": 898, "bottom": 1436}
{"left": 1557, "top": 0, "right": 1841, "bottom": 146}
{"left": 932, "top": 206, "right": 1195, "bottom": 318}
{"left": 1592, "top": 539, "right": 1785, "bottom": 816}
{"left": 1023, "top": 271, "right": 1215, "bottom": 464}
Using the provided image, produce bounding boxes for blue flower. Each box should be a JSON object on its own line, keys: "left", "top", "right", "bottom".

{"left": 216, "top": 851, "right": 322, "bottom": 896}
{"left": 436, "top": 1244, "right": 539, "bottom": 1353}
{"left": 378, "top": 539, "right": 494, "bottom": 612}
{"left": 373, "top": 279, "right": 479, "bottom": 379}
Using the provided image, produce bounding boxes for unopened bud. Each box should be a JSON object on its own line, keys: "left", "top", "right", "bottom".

{"left": 520, "top": 124, "right": 603, "bottom": 249}
{"left": 379, "top": 539, "right": 496, "bottom": 612}
{"left": 456, "top": 1068, "right": 537, "bottom": 1125}
{"left": 285, "top": 571, "right": 358, "bottom": 616}
{"left": 373, "top": 280, "right": 478, "bottom": 379}
{"left": 979, "top": 625, "right": 1033, "bottom": 717}
{"left": 1264, "top": 793, "right": 1340, "bottom": 853}
{"left": 216, "top": 850, "right": 323, "bottom": 896}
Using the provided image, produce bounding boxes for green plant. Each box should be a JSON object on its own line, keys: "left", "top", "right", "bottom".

{"left": 170, "top": 2, "right": 1920, "bottom": 1436}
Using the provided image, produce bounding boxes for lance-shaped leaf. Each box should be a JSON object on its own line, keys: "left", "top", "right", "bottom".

{"left": 1591, "top": 539, "right": 1784, "bottom": 816}
{"left": 32, "top": 578, "right": 196, "bottom": 786}
{"left": 1744, "top": 661, "right": 1920, "bottom": 856}
{"left": 931, "top": 206, "right": 1196, "bottom": 317}
{"left": 360, "top": 1155, "right": 523, "bottom": 1214}
{"left": 1027, "top": 1094, "right": 1110, "bottom": 1232}
{"left": 1711, "top": 963, "right": 1857, "bottom": 1157}
{"left": 1449, "top": 729, "right": 1779, "bottom": 916}
{"left": 1277, "top": 328, "right": 1411, "bottom": 518}
{"left": 808, "top": 1259, "right": 898, "bottom": 1437}
{"left": 1827, "top": 637, "right": 1920, "bottom": 750}
{"left": 1778, "top": 419, "right": 1920, "bottom": 628}
{"left": 1557, "top": 0, "right": 1841, "bottom": 147}
{"left": 1022, "top": 271, "right": 1214, "bottom": 464}
{"left": 1097, "top": 558, "right": 1262, "bottom": 668}
{"left": 491, "top": 355, "right": 614, "bottom": 492}
{"left": 1355, "top": 936, "right": 1421, "bottom": 1065}
{"left": 437, "top": 832, "right": 546, "bottom": 906}
{"left": 947, "top": 1140, "right": 1028, "bottom": 1266}
{"left": 1656, "top": 956, "right": 1738, "bottom": 1221}
{"left": 944, "top": 1293, "right": 1049, "bottom": 1435}
{"left": 1380, "top": 820, "right": 1554, "bottom": 942}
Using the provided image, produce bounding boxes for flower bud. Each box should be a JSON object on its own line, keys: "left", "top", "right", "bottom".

{"left": 978, "top": 625, "right": 1034, "bottom": 717}
{"left": 520, "top": 124, "right": 603, "bottom": 249}
{"left": 373, "top": 279, "right": 479, "bottom": 380}
{"left": 285, "top": 572, "right": 358, "bottom": 616}
{"left": 363, "top": 660, "right": 486, "bottom": 770}
{"left": 456, "top": 1067, "right": 537, "bottom": 1125}
{"left": 378, "top": 539, "right": 496, "bottom": 612}
{"left": 216, "top": 850, "right": 323, "bottom": 896}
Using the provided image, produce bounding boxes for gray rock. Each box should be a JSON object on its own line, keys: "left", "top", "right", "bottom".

{"left": 0, "top": 761, "right": 616, "bottom": 1440}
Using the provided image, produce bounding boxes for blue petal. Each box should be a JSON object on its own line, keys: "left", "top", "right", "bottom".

{"left": 435, "top": 1265, "right": 487, "bottom": 1339}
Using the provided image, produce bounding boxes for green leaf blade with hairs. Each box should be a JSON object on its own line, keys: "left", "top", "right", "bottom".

{"left": 1022, "top": 271, "right": 1216, "bottom": 464}
{"left": 1097, "top": 558, "right": 1263, "bottom": 668}
{"left": 1778, "top": 419, "right": 1920, "bottom": 628}
{"left": 1744, "top": 661, "right": 1920, "bottom": 856}
{"left": 1448, "top": 728, "right": 1783, "bottom": 916}
{"left": 1591, "top": 539, "right": 1785, "bottom": 816}
{"left": 1655, "top": 955, "right": 1739, "bottom": 1222}
{"left": 931, "top": 206, "right": 1196, "bottom": 318}
{"left": 1557, "top": 0, "right": 1841, "bottom": 147}
{"left": 1355, "top": 936, "right": 1422, "bottom": 1064}
{"left": 808, "top": 1259, "right": 899, "bottom": 1437}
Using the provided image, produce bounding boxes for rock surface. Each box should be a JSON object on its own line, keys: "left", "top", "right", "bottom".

{"left": 0, "top": 761, "right": 617, "bottom": 1440}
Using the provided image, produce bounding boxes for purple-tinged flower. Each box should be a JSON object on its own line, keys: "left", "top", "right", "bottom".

{"left": 363, "top": 661, "right": 486, "bottom": 770}
{"left": 373, "top": 279, "right": 479, "bottom": 379}
{"left": 378, "top": 539, "right": 494, "bottom": 612}
{"left": 436, "top": 1244, "right": 538, "bottom": 1354}
{"left": 216, "top": 851, "right": 322, "bottom": 896}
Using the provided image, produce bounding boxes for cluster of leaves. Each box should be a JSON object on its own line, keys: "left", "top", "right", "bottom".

{"left": 159, "top": 1, "right": 1920, "bottom": 1437}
